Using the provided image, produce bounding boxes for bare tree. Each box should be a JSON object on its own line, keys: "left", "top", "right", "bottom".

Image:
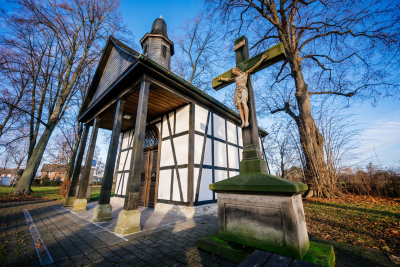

{"left": 0, "top": 0, "right": 129, "bottom": 195}
{"left": 171, "top": 13, "right": 222, "bottom": 91}
{"left": 264, "top": 120, "right": 299, "bottom": 178}
{"left": 205, "top": 0, "right": 400, "bottom": 197}
{"left": 7, "top": 128, "right": 30, "bottom": 175}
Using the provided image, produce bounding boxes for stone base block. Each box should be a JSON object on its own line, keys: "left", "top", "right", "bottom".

{"left": 197, "top": 234, "right": 335, "bottom": 266}
{"left": 154, "top": 203, "right": 217, "bottom": 218}
{"left": 63, "top": 196, "right": 76, "bottom": 207}
{"left": 239, "top": 155, "right": 269, "bottom": 174}
{"left": 114, "top": 209, "right": 141, "bottom": 236}
{"left": 72, "top": 198, "right": 87, "bottom": 212}
{"left": 303, "top": 241, "right": 335, "bottom": 267}
{"left": 91, "top": 204, "right": 112, "bottom": 222}
{"left": 216, "top": 192, "right": 309, "bottom": 259}
{"left": 197, "top": 233, "right": 254, "bottom": 263}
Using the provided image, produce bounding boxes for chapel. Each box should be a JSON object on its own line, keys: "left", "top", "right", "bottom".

{"left": 74, "top": 16, "right": 268, "bottom": 216}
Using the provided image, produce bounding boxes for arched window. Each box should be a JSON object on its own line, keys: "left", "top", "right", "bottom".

{"left": 144, "top": 128, "right": 159, "bottom": 148}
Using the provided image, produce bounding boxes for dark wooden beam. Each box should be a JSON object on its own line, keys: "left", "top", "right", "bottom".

{"left": 77, "top": 117, "right": 100, "bottom": 199}
{"left": 99, "top": 98, "right": 125, "bottom": 205}
{"left": 124, "top": 78, "right": 151, "bottom": 210}
{"left": 188, "top": 103, "right": 195, "bottom": 206}
{"left": 68, "top": 125, "right": 90, "bottom": 197}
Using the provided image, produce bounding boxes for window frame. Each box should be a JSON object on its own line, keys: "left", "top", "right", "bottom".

{"left": 162, "top": 45, "right": 167, "bottom": 59}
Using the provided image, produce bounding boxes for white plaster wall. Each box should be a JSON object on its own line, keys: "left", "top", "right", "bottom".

{"left": 214, "top": 140, "right": 227, "bottom": 168}
{"left": 226, "top": 121, "right": 238, "bottom": 144}
{"left": 115, "top": 172, "right": 129, "bottom": 196}
{"left": 228, "top": 145, "right": 239, "bottom": 168}
{"left": 121, "top": 130, "right": 133, "bottom": 150}
{"left": 118, "top": 150, "right": 132, "bottom": 171}
{"left": 195, "top": 105, "right": 211, "bottom": 135}
{"left": 160, "top": 140, "right": 174, "bottom": 167}
{"left": 175, "top": 105, "right": 189, "bottom": 134}
{"left": 238, "top": 127, "right": 243, "bottom": 147}
{"left": 194, "top": 136, "right": 212, "bottom": 165}
{"left": 229, "top": 171, "right": 240, "bottom": 178}
{"left": 174, "top": 135, "right": 188, "bottom": 165}
{"left": 213, "top": 113, "right": 226, "bottom": 140}
{"left": 215, "top": 169, "right": 228, "bottom": 183}
{"left": 172, "top": 168, "right": 188, "bottom": 202}
{"left": 198, "top": 168, "right": 213, "bottom": 201}
{"left": 202, "top": 138, "right": 212, "bottom": 165}
{"left": 158, "top": 169, "right": 171, "bottom": 200}
{"left": 161, "top": 114, "right": 170, "bottom": 137}
{"left": 193, "top": 168, "right": 199, "bottom": 202}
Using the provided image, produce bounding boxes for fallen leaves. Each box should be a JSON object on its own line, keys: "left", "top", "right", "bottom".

{"left": 304, "top": 193, "right": 400, "bottom": 256}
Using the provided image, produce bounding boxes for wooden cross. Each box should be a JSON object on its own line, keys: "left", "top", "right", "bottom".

{"left": 212, "top": 36, "right": 286, "bottom": 161}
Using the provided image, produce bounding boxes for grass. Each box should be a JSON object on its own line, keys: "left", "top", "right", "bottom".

{"left": 0, "top": 185, "right": 104, "bottom": 201}
{"left": 304, "top": 194, "right": 400, "bottom": 256}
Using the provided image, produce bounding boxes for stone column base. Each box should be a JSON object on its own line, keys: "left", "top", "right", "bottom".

{"left": 72, "top": 198, "right": 87, "bottom": 212}
{"left": 114, "top": 209, "right": 141, "bottom": 236}
{"left": 91, "top": 204, "right": 112, "bottom": 222}
{"left": 63, "top": 196, "right": 76, "bottom": 207}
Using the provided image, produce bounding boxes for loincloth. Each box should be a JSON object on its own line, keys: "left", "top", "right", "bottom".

{"left": 234, "top": 85, "right": 248, "bottom": 109}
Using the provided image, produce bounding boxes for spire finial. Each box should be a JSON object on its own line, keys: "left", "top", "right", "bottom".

{"left": 159, "top": 15, "right": 163, "bottom": 19}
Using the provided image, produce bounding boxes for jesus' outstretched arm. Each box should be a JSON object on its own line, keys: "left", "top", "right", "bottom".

{"left": 246, "top": 52, "right": 268, "bottom": 74}
{"left": 218, "top": 77, "right": 236, "bottom": 82}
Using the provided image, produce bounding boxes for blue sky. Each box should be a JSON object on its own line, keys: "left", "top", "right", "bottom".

{"left": 90, "top": 0, "right": 400, "bottom": 171}
{"left": 2, "top": 0, "right": 396, "bottom": 171}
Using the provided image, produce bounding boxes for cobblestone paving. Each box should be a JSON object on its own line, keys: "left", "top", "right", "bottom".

{"left": 0, "top": 200, "right": 397, "bottom": 267}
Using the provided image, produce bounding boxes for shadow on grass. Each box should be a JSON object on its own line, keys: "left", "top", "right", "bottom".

{"left": 307, "top": 201, "right": 400, "bottom": 218}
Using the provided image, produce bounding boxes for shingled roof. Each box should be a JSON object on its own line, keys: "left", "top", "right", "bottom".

{"left": 41, "top": 164, "right": 68, "bottom": 173}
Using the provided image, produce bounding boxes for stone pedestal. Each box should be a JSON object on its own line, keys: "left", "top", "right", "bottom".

{"left": 209, "top": 173, "right": 309, "bottom": 259}
{"left": 72, "top": 198, "right": 87, "bottom": 212}
{"left": 63, "top": 196, "right": 76, "bottom": 207}
{"left": 91, "top": 204, "right": 112, "bottom": 222}
{"left": 217, "top": 192, "right": 308, "bottom": 259}
{"left": 198, "top": 172, "right": 335, "bottom": 265}
{"left": 114, "top": 209, "right": 141, "bottom": 236}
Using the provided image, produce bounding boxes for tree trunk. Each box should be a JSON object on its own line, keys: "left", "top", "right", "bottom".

{"left": 12, "top": 122, "right": 56, "bottom": 195}
{"left": 290, "top": 63, "right": 336, "bottom": 198}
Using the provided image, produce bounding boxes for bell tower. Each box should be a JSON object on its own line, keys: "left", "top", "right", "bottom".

{"left": 140, "top": 16, "right": 175, "bottom": 70}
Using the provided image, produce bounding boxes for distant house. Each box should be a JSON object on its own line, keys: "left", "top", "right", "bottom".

{"left": 40, "top": 164, "right": 85, "bottom": 182}
{"left": 41, "top": 164, "right": 69, "bottom": 181}
{"left": 0, "top": 169, "right": 17, "bottom": 186}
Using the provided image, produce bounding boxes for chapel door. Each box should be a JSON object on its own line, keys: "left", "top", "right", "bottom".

{"left": 138, "top": 149, "right": 158, "bottom": 207}
{"left": 147, "top": 149, "right": 158, "bottom": 208}
{"left": 139, "top": 151, "right": 150, "bottom": 206}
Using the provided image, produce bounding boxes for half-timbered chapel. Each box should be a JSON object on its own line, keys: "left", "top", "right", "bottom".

{"left": 66, "top": 16, "right": 267, "bottom": 228}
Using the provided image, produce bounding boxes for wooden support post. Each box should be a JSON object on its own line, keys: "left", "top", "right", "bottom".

{"left": 188, "top": 103, "right": 195, "bottom": 206}
{"left": 123, "top": 79, "right": 151, "bottom": 211}
{"left": 115, "top": 77, "right": 151, "bottom": 236}
{"left": 92, "top": 99, "right": 125, "bottom": 222}
{"left": 63, "top": 124, "right": 90, "bottom": 207}
{"left": 99, "top": 99, "right": 125, "bottom": 205}
{"left": 72, "top": 117, "right": 100, "bottom": 212}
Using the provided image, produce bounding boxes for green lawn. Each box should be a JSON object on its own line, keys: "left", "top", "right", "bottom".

{"left": 304, "top": 194, "right": 400, "bottom": 256}
{"left": 0, "top": 185, "right": 105, "bottom": 201}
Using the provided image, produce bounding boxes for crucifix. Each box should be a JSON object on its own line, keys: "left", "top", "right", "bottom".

{"left": 212, "top": 36, "right": 286, "bottom": 172}
{"left": 203, "top": 39, "right": 314, "bottom": 261}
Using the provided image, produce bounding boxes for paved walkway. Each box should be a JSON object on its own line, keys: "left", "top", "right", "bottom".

{"left": 0, "top": 200, "right": 397, "bottom": 267}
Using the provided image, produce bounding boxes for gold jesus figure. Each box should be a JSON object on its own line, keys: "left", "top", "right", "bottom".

{"left": 219, "top": 52, "right": 268, "bottom": 128}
